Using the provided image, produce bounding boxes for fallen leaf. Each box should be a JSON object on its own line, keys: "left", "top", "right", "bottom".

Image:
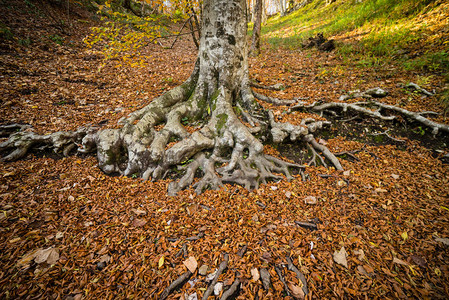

{"left": 391, "top": 174, "right": 400, "bottom": 179}
{"left": 333, "top": 247, "right": 348, "bottom": 268}
{"left": 158, "top": 256, "right": 165, "bottom": 268}
{"left": 393, "top": 257, "right": 409, "bottom": 266}
{"left": 357, "top": 265, "right": 369, "bottom": 276}
{"left": 99, "top": 254, "right": 111, "bottom": 264}
{"left": 183, "top": 256, "right": 198, "bottom": 273}
{"left": 288, "top": 282, "right": 305, "bottom": 299}
{"left": 354, "top": 249, "right": 365, "bottom": 261}
{"left": 401, "top": 231, "right": 408, "bottom": 241}
{"left": 17, "top": 248, "right": 40, "bottom": 269}
{"left": 251, "top": 267, "right": 260, "bottom": 281}
{"left": 410, "top": 255, "right": 427, "bottom": 268}
{"left": 132, "top": 218, "right": 147, "bottom": 227}
{"left": 35, "top": 247, "right": 59, "bottom": 265}
{"left": 304, "top": 196, "right": 317, "bottom": 205}
{"left": 131, "top": 208, "right": 147, "bottom": 215}
{"left": 214, "top": 282, "right": 223, "bottom": 296}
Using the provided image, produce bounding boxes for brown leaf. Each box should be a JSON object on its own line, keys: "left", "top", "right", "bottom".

{"left": 183, "top": 256, "right": 198, "bottom": 273}
{"left": 131, "top": 208, "right": 147, "bottom": 216}
{"left": 132, "top": 218, "right": 147, "bottom": 227}
{"left": 304, "top": 196, "right": 317, "bottom": 205}
{"left": 288, "top": 282, "right": 305, "bottom": 299}
{"left": 333, "top": 247, "right": 348, "bottom": 268}
{"left": 251, "top": 267, "right": 260, "bottom": 281}
{"left": 35, "top": 247, "right": 59, "bottom": 265}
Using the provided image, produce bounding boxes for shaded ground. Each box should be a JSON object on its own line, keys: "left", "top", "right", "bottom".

{"left": 1, "top": 1, "right": 449, "bottom": 299}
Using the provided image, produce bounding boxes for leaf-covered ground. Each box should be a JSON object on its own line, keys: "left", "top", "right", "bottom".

{"left": 1, "top": 1, "right": 449, "bottom": 299}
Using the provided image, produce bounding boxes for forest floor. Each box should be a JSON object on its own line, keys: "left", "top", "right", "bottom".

{"left": 1, "top": 1, "right": 449, "bottom": 299}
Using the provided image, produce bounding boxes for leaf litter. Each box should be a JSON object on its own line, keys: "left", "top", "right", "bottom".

{"left": 1, "top": 0, "right": 449, "bottom": 299}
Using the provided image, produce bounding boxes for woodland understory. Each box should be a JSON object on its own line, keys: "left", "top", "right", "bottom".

{"left": 1, "top": 0, "right": 449, "bottom": 299}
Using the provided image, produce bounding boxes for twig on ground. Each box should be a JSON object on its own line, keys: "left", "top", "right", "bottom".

{"left": 295, "top": 221, "right": 318, "bottom": 230}
{"left": 220, "top": 274, "right": 241, "bottom": 300}
{"left": 202, "top": 253, "right": 229, "bottom": 300}
{"left": 275, "top": 265, "right": 290, "bottom": 296}
{"left": 286, "top": 256, "right": 309, "bottom": 296}
{"left": 160, "top": 271, "right": 193, "bottom": 300}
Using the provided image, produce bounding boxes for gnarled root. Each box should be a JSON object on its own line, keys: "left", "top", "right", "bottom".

{"left": 291, "top": 100, "right": 449, "bottom": 135}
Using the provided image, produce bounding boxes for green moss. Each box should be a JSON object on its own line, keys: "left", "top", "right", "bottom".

{"left": 215, "top": 113, "right": 228, "bottom": 133}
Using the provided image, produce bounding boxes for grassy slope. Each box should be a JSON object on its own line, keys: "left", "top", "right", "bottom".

{"left": 262, "top": 0, "right": 448, "bottom": 72}
{"left": 260, "top": 0, "right": 449, "bottom": 108}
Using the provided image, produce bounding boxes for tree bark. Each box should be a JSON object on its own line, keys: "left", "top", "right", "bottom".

{"left": 250, "top": 0, "right": 262, "bottom": 56}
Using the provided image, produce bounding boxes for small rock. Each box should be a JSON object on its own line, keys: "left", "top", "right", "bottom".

{"left": 96, "top": 261, "right": 106, "bottom": 270}
{"left": 339, "top": 95, "right": 350, "bottom": 101}
{"left": 213, "top": 282, "right": 223, "bottom": 296}
{"left": 198, "top": 265, "right": 208, "bottom": 276}
{"left": 365, "top": 87, "right": 388, "bottom": 98}
{"left": 336, "top": 180, "right": 347, "bottom": 187}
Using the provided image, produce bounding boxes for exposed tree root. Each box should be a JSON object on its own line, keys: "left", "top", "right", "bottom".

{"left": 291, "top": 100, "right": 449, "bottom": 135}
{"left": 250, "top": 82, "right": 285, "bottom": 91}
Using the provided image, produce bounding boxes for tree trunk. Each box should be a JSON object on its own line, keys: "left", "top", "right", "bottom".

{"left": 279, "top": 0, "right": 286, "bottom": 16}
{"left": 250, "top": 0, "right": 262, "bottom": 56}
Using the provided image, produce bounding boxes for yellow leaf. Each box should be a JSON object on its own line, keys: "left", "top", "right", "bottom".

{"left": 158, "top": 256, "right": 164, "bottom": 268}
{"left": 401, "top": 231, "right": 408, "bottom": 241}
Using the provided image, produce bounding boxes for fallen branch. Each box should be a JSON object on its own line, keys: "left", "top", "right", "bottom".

{"left": 275, "top": 265, "right": 290, "bottom": 296}
{"left": 286, "top": 256, "right": 308, "bottom": 296}
{"left": 160, "top": 270, "right": 192, "bottom": 300}
{"left": 295, "top": 221, "right": 318, "bottom": 230}
{"left": 202, "top": 253, "right": 229, "bottom": 300}
{"left": 220, "top": 274, "right": 240, "bottom": 300}
{"left": 259, "top": 268, "right": 271, "bottom": 290}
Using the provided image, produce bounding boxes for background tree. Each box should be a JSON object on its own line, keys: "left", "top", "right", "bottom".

{"left": 250, "top": 0, "right": 262, "bottom": 56}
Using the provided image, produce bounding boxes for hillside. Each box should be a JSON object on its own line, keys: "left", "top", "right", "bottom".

{"left": 1, "top": 1, "right": 449, "bottom": 299}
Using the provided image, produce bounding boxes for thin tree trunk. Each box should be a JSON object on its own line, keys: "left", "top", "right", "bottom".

{"left": 250, "top": 0, "right": 262, "bottom": 56}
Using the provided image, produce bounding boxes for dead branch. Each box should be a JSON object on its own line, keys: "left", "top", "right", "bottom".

{"left": 259, "top": 268, "right": 271, "bottom": 290}
{"left": 160, "top": 270, "right": 192, "bottom": 300}
{"left": 202, "top": 253, "right": 229, "bottom": 300}
{"left": 295, "top": 221, "right": 318, "bottom": 230}
{"left": 220, "top": 274, "right": 241, "bottom": 300}
{"left": 275, "top": 265, "right": 290, "bottom": 296}
{"left": 286, "top": 257, "right": 308, "bottom": 296}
